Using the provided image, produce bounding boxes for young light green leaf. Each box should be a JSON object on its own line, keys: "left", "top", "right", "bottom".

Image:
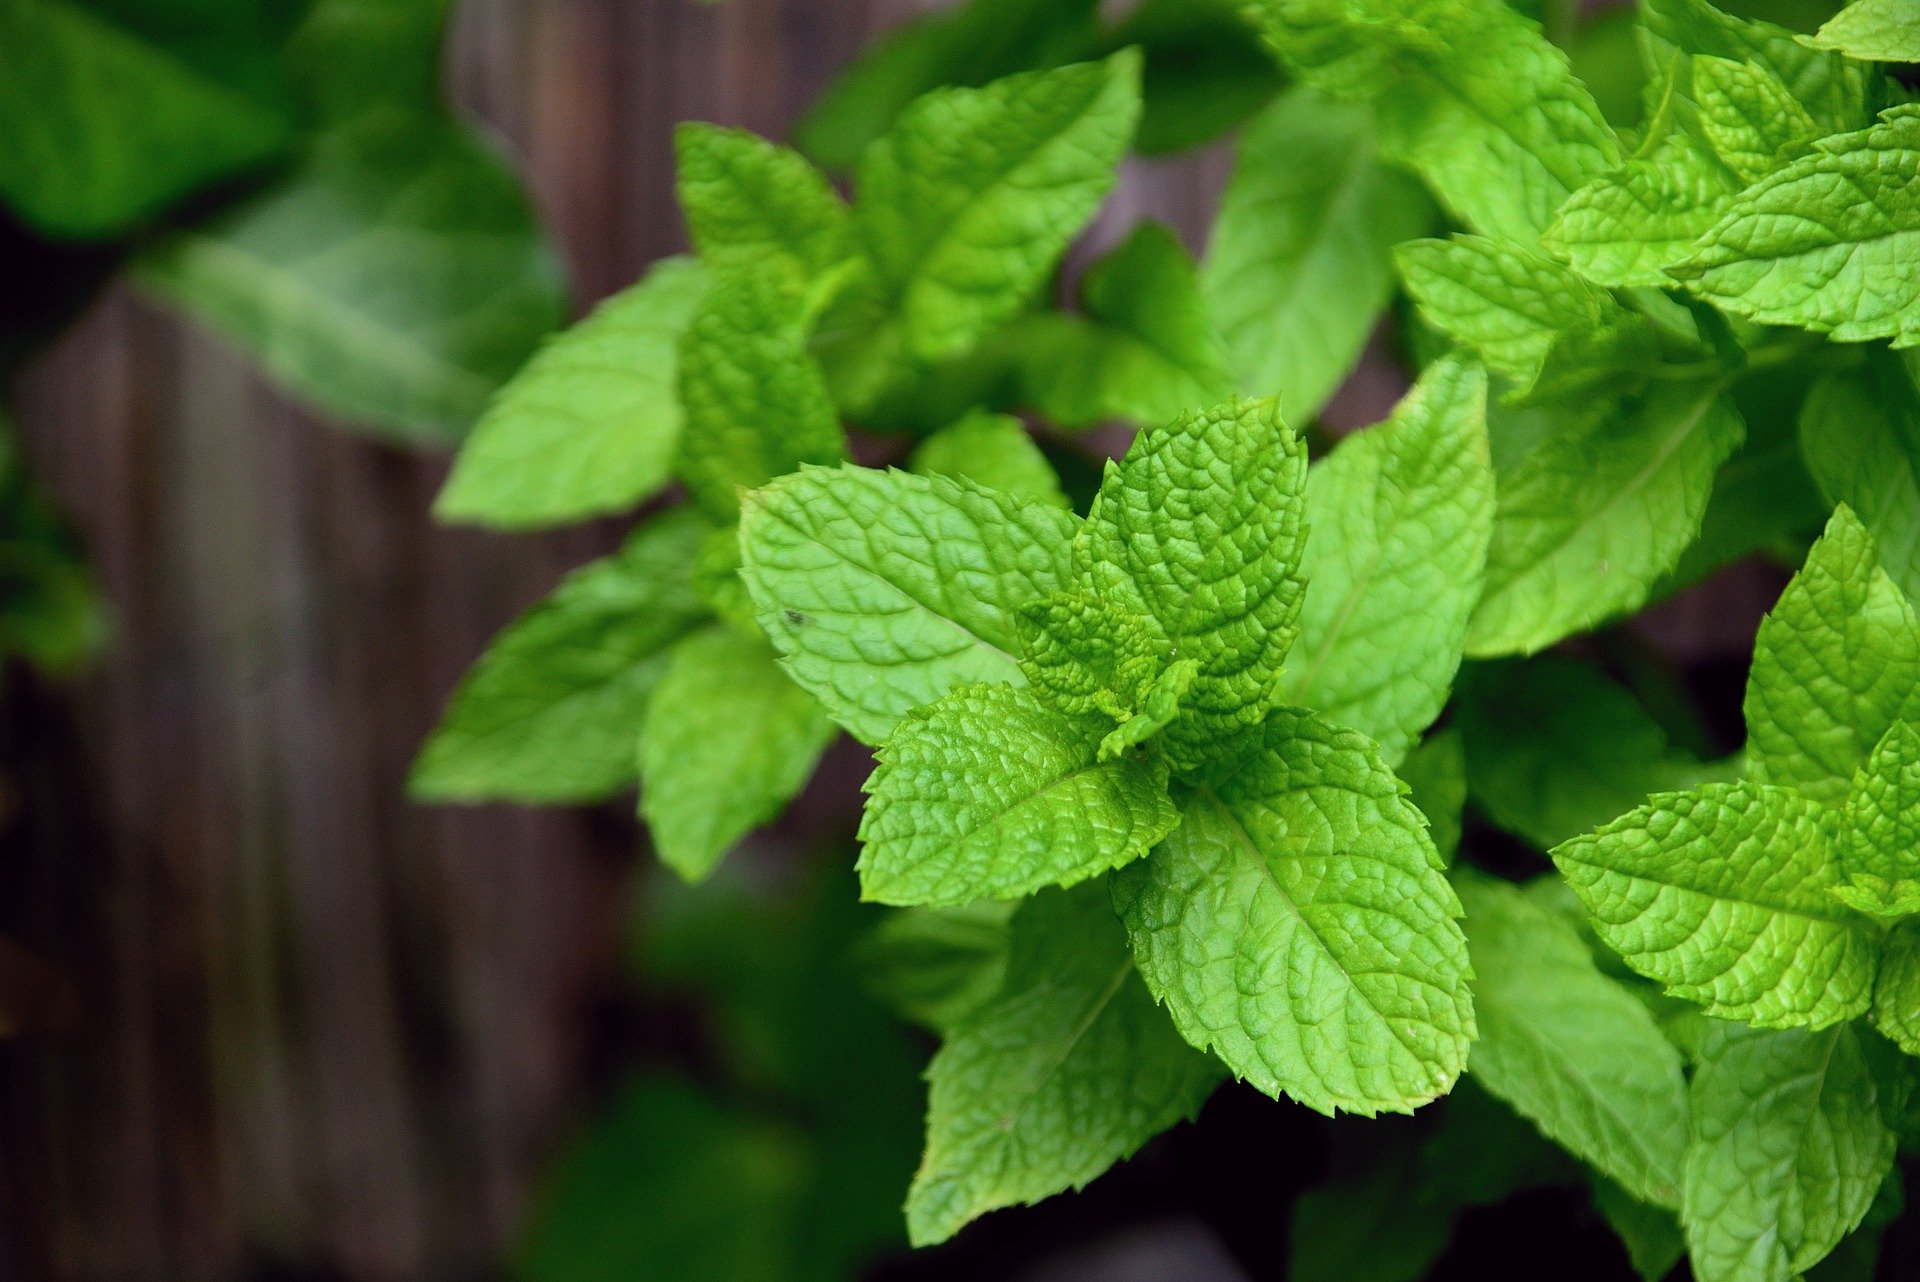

{"left": 1683, "top": 1022, "right": 1900, "bottom": 1282}
{"left": 1691, "top": 54, "right": 1821, "bottom": 184}
{"left": 1544, "top": 124, "right": 1738, "bottom": 290}
{"left": 1246, "top": 0, "right": 1619, "bottom": 240}
{"left": 674, "top": 123, "right": 853, "bottom": 283}
{"left": 908, "top": 883, "right": 1219, "bottom": 1246}
{"left": 855, "top": 52, "right": 1141, "bottom": 361}
{"left": 1671, "top": 106, "right": 1920, "bottom": 348}
{"left": 1457, "top": 873, "right": 1690, "bottom": 1210}
{"left": 0, "top": 0, "right": 294, "bottom": 238}
{"left": 1807, "top": 0, "right": 1920, "bottom": 65}
{"left": 1200, "top": 85, "right": 1435, "bottom": 419}
{"left": 1077, "top": 397, "right": 1309, "bottom": 767}
{"left": 1016, "top": 221, "right": 1234, "bottom": 430}
{"left": 909, "top": 410, "right": 1068, "bottom": 509}
{"left": 1397, "top": 235, "right": 1658, "bottom": 399}
{"left": 639, "top": 626, "right": 838, "bottom": 884}
{"left": 1466, "top": 379, "right": 1744, "bottom": 656}
{"left": 1553, "top": 781, "right": 1882, "bottom": 1029}
{"left": 1800, "top": 357, "right": 1920, "bottom": 606}
{"left": 1014, "top": 588, "right": 1163, "bottom": 719}
{"left": 792, "top": 0, "right": 1101, "bottom": 170}
{"left": 410, "top": 509, "right": 709, "bottom": 803}
{"left": 1112, "top": 705, "right": 1474, "bottom": 1116}
{"left": 1872, "top": 922, "right": 1920, "bottom": 1056}
{"left": 1832, "top": 720, "right": 1920, "bottom": 921}
{"left": 1640, "top": 0, "right": 1878, "bottom": 133}
{"left": 1284, "top": 355, "right": 1494, "bottom": 764}
{"left": 435, "top": 256, "right": 707, "bottom": 529}
{"left": 676, "top": 265, "right": 846, "bottom": 520}
{"left": 1458, "top": 655, "right": 1735, "bottom": 851}
{"left": 140, "top": 112, "right": 566, "bottom": 443}
{"left": 858, "top": 682, "right": 1179, "bottom": 907}
{"left": 1745, "top": 506, "right": 1920, "bottom": 805}
{"left": 740, "top": 465, "right": 1076, "bottom": 745}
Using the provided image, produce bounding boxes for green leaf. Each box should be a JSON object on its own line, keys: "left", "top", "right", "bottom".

{"left": 639, "top": 626, "right": 838, "bottom": 883}
{"left": 1691, "top": 54, "right": 1822, "bottom": 185}
{"left": 1458, "top": 655, "right": 1735, "bottom": 851}
{"left": 434, "top": 256, "right": 706, "bottom": 529}
{"left": 676, "top": 264, "right": 847, "bottom": 520}
{"left": 1112, "top": 705, "right": 1474, "bottom": 1116}
{"left": 1076, "top": 397, "right": 1309, "bottom": 767}
{"left": 907, "top": 883, "right": 1219, "bottom": 1245}
{"left": 1872, "top": 921, "right": 1920, "bottom": 1056}
{"left": 855, "top": 52, "right": 1141, "bottom": 361}
{"left": 1592, "top": 1175, "right": 1689, "bottom": 1282}
{"left": 1465, "top": 379, "right": 1744, "bottom": 656}
{"left": 283, "top": 0, "right": 450, "bottom": 126}
{"left": 1246, "top": 0, "right": 1619, "bottom": 240}
{"left": 1799, "top": 356, "right": 1920, "bottom": 606}
{"left": 1397, "top": 235, "right": 1658, "bottom": 400}
{"left": 1284, "top": 355, "right": 1493, "bottom": 763}
{"left": 1457, "top": 873, "right": 1690, "bottom": 1209}
{"left": 516, "top": 1072, "right": 806, "bottom": 1282}
{"left": 793, "top": 0, "right": 1100, "bottom": 171}
{"left": 858, "top": 682, "right": 1179, "bottom": 907}
{"left": 1107, "top": 0, "right": 1282, "bottom": 155}
{"left": 1016, "top": 221, "right": 1234, "bottom": 429}
{"left": 1808, "top": 0, "right": 1920, "bottom": 64}
{"left": 854, "top": 901, "right": 1014, "bottom": 1033}
{"left": 1399, "top": 729, "right": 1466, "bottom": 866}
{"left": 1201, "top": 85, "right": 1436, "bottom": 420}
{"left": 739, "top": 465, "right": 1076, "bottom": 745}
{"left": 1831, "top": 719, "right": 1920, "bottom": 921}
{"left": 674, "top": 124, "right": 853, "bottom": 283}
{"left": 1683, "top": 1022, "right": 1900, "bottom": 1282}
{"left": 1745, "top": 505, "right": 1920, "bottom": 805}
{"left": 1014, "top": 588, "right": 1163, "bottom": 718}
{"left": 0, "top": 0, "right": 294, "bottom": 238}
{"left": 1640, "top": 0, "right": 1878, "bottom": 133}
{"left": 1543, "top": 123, "right": 1738, "bottom": 290}
{"left": 909, "top": 410, "right": 1067, "bottom": 508}
{"left": 1671, "top": 106, "right": 1920, "bottom": 348}
{"left": 410, "top": 509, "right": 709, "bottom": 803}
{"left": 139, "top": 112, "right": 566, "bottom": 443}
{"left": 1553, "top": 781, "right": 1882, "bottom": 1028}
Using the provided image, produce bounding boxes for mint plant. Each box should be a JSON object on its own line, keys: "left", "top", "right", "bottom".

{"left": 411, "top": 0, "right": 1920, "bottom": 1276}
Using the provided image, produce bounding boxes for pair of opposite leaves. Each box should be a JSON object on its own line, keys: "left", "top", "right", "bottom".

{"left": 739, "top": 358, "right": 1497, "bottom": 1122}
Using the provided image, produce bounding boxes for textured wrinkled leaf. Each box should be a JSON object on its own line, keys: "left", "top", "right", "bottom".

{"left": 909, "top": 411, "right": 1066, "bottom": 508}
{"left": 1745, "top": 506, "right": 1920, "bottom": 805}
{"left": 140, "top": 112, "right": 565, "bottom": 443}
{"left": 740, "top": 465, "right": 1076, "bottom": 745}
{"left": 1200, "top": 85, "right": 1435, "bottom": 418}
{"left": 675, "top": 123, "right": 853, "bottom": 283}
{"left": 1544, "top": 123, "right": 1738, "bottom": 290}
{"left": 1457, "top": 873, "right": 1690, "bottom": 1209}
{"left": 1553, "top": 781, "right": 1881, "bottom": 1028}
{"left": 1832, "top": 720, "right": 1920, "bottom": 921}
{"left": 1873, "top": 922, "right": 1920, "bottom": 1056}
{"left": 908, "top": 883, "right": 1219, "bottom": 1245}
{"left": 1671, "top": 106, "right": 1920, "bottom": 348}
{"left": 793, "top": 0, "right": 1100, "bottom": 170}
{"left": 1640, "top": 0, "right": 1878, "bottom": 132}
{"left": 1077, "top": 397, "right": 1309, "bottom": 766}
{"left": 1692, "top": 54, "right": 1822, "bottom": 184}
{"left": 1285, "top": 356, "right": 1493, "bottom": 763}
{"left": 411, "top": 510, "right": 709, "bottom": 803}
{"left": 1459, "top": 655, "right": 1735, "bottom": 851}
{"left": 1017, "top": 221, "right": 1233, "bottom": 429}
{"left": 1247, "top": 0, "right": 1619, "bottom": 240}
{"left": 1683, "top": 1022, "right": 1899, "bottom": 1282}
{"left": 1398, "top": 236, "right": 1657, "bottom": 399}
{"left": 0, "top": 0, "right": 294, "bottom": 238}
{"left": 1800, "top": 356, "right": 1920, "bottom": 606}
{"left": 676, "top": 265, "right": 846, "bottom": 520}
{"left": 855, "top": 52, "right": 1140, "bottom": 361}
{"left": 1014, "top": 588, "right": 1163, "bottom": 719}
{"left": 1808, "top": 0, "right": 1920, "bottom": 64}
{"left": 1466, "top": 379, "right": 1743, "bottom": 656}
{"left": 639, "top": 627, "right": 838, "bottom": 883}
{"left": 435, "top": 257, "right": 706, "bottom": 529}
{"left": 1112, "top": 705, "right": 1474, "bottom": 1116}
{"left": 858, "top": 683, "right": 1179, "bottom": 907}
